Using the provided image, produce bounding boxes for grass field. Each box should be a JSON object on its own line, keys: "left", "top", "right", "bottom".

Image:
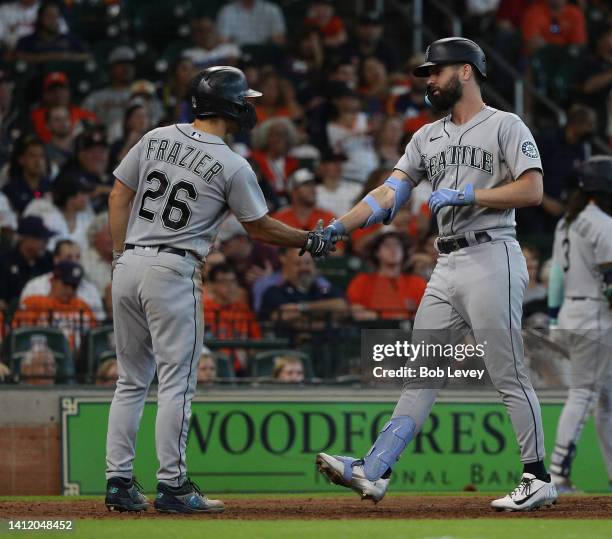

{"left": 1, "top": 494, "right": 610, "bottom": 539}
{"left": 1, "top": 519, "right": 610, "bottom": 539}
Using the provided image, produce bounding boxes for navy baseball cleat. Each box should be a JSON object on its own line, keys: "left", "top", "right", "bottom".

{"left": 105, "top": 477, "right": 149, "bottom": 512}
{"left": 154, "top": 478, "right": 225, "bottom": 513}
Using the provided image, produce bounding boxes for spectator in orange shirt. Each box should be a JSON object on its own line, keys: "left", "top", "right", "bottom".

{"left": 12, "top": 261, "right": 96, "bottom": 350}
{"left": 304, "top": 2, "right": 347, "bottom": 48}
{"left": 348, "top": 231, "right": 426, "bottom": 320}
{"left": 272, "top": 168, "right": 336, "bottom": 230}
{"left": 203, "top": 263, "right": 261, "bottom": 373}
{"left": 30, "top": 72, "right": 96, "bottom": 143}
{"left": 521, "top": 0, "right": 586, "bottom": 54}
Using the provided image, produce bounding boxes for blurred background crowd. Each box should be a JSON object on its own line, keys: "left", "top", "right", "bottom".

{"left": 0, "top": 0, "right": 610, "bottom": 387}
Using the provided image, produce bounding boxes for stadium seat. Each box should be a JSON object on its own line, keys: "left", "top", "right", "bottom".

{"left": 4, "top": 327, "right": 75, "bottom": 384}
{"left": 249, "top": 349, "right": 313, "bottom": 379}
{"left": 79, "top": 325, "right": 115, "bottom": 382}
{"left": 161, "top": 39, "right": 191, "bottom": 65}
{"left": 530, "top": 45, "right": 585, "bottom": 106}
{"left": 66, "top": 0, "right": 124, "bottom": 44}
{"left": 126, "top": 0, "right": 192, "bottom": 42}
{"left": 213, "top": 352, "right": 235, "bottom": 380}
{"left": 316, "top": 256, "right": 363, "bottom": 290}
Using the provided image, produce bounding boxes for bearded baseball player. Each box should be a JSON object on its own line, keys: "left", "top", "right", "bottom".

{"left": 547, "top": 156, "right": 612, "bottom": 493}
{"left": 104, "top": 66, "right": 332, "bottom": 513}
{"left": 315, "top": 37, "right": 558, "bottom": 511}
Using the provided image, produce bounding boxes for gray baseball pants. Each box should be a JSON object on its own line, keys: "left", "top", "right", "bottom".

{"left": 106, "top": 246, "right": 203, "bottom": 487}
{"left": 393, "top": 232, "right": 546, "bottom": 463}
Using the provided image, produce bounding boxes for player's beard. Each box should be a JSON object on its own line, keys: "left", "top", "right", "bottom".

{"left": 427, "top": 74, "right": 462, "bottom": 112}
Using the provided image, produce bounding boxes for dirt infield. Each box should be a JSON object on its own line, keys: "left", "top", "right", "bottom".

{"left": 1, "top": 496, "right": 611, "bottom": 520}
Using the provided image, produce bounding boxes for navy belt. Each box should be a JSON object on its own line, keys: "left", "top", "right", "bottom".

{"left": 125, "top": 243, "right": 187, "bottom": 257}
{"left": 436, "top": 232, "right": 492, "bottom": 254}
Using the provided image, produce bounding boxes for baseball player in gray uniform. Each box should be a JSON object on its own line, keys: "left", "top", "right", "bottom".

{"left": 315, "top": 38, "right": 558, "bottom": 511}
{"left": 103, "top": 66, "right": 331, "bottom": 513}
{"left": 547, "top": 156, "right": 612, "bottom": 493}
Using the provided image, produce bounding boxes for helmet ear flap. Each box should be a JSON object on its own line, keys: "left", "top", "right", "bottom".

{"left": 239, "top": 102, "right": 257, "bottom": 131}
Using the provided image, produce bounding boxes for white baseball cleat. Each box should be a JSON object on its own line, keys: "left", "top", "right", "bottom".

{"left": 490, "top": 473, "right": 558, "bottom": 512}
{"left": 316, "top": 453, "right": 389, "bottom": 503}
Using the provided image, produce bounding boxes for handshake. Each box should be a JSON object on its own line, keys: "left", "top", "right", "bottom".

{"left": 300, "top": 219, "right": 346, "bottom": 259}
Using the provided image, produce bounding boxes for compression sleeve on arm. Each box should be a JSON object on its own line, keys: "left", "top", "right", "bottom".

{"left": 547, "top": 260, "right": 564, "bottom": 320}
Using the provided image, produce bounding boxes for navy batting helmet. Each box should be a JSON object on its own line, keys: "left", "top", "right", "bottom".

{"left": 189, "top": 66, "right": 262, "bottom": 131}
{"left": 413, "top": 37, "right": 487, "bottom": 79}
{"left": 578, "top": 156, "right": 612, "bottom": 193}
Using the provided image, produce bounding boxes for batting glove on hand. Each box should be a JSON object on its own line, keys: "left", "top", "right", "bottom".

{"left": 300, "top": 219, "right": 345, "bottom": 259}
{"left": 428, "top": 184, "right": 475, "bottom": 215}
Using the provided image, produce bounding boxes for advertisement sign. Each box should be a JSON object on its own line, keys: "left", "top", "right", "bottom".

{"left": 61, "top": 398, "right": 609, "bottom": 494}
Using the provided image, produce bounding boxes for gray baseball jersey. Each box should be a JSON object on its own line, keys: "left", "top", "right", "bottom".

{"left": 550, "top": 203, "right": 612, "bottom": 482}
{"left": 113, "top": 123, "right": 268, "bottom": 258}
{"left": 395, "top": 106, "right": 542, "bottom": 236}
{"left": 552, "top": 203, "right": 612, "bottom": 301}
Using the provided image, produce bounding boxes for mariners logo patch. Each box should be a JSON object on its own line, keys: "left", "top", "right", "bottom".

{"left": 521, "top": 141, "right": 539, "bottom": 159}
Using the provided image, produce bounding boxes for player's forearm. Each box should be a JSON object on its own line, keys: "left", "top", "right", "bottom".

{"left": 108, "top": 180, "right": 135, "bottom": 252}
{"left": 474, "top": 170, "right": 543, "bottom": 209}
{"left": 336, "top": 198, "right": 384, "bottom": 233}
{"left": 337, "top": 170, "right": 409, "bottom": 233}
{"left": 242, "top": 215, "right": 309, "bottom": 248}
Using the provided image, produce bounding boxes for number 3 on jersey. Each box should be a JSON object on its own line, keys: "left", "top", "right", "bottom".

{"left": 138, "top": 170, "right": 197, "bottom": 231}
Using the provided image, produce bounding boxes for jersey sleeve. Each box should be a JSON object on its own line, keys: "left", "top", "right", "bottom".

{"left": 226, "top": 165, "right": 269, "bottom": 222}
{"left": 594, "top": 221, "right": 612, "bottom": 266}
{"left": 499, "top": 117, "right": 543, "bottom": 179}
{"left": 393, "top": 129, "right": 426, "bottom": 185}
{"left": 113, "top": 139, "right": 143, "bottom": 191}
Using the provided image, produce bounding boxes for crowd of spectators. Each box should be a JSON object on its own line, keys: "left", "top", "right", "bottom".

{"left": 0, "top": 0, "right": 610, "bottom": 386}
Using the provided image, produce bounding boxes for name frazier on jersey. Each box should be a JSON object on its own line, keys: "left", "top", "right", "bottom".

{"left": 145, "top": 137, "right": 224, "bottom": 183}
{"left": 424, "top": 144, "right": 494, "bottom": 181}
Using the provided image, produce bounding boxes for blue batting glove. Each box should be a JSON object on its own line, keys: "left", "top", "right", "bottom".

{"left": 428, "top": 184, "right": 475, "bottom": 215}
